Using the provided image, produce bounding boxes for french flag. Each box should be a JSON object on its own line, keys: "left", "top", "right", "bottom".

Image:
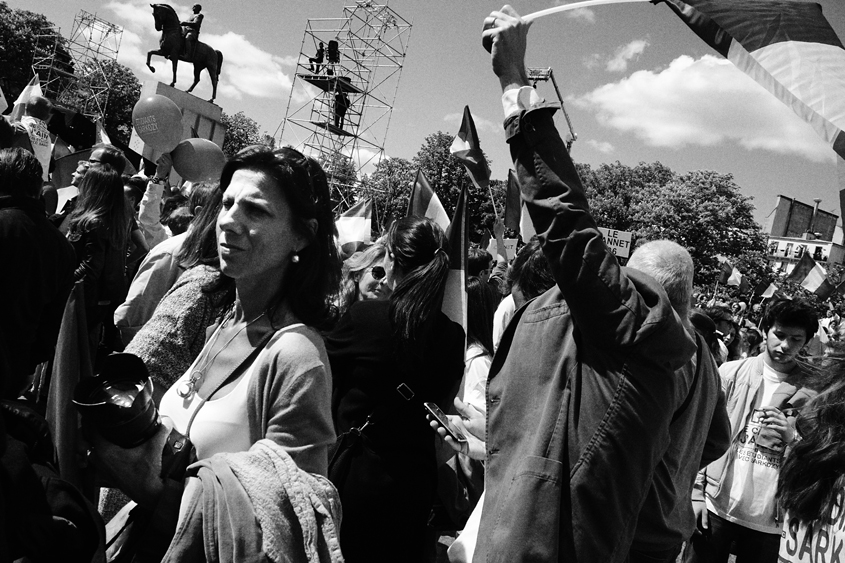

{"left": 656, "top": 0, "right": 845, "bottom": 160}
{"left": 442, "top": 185, "right": 468, "bottom": 335}
{"left": 336, "top": 198, "right": 372, "bottom": 257}
{"left": 406, "top": 168, "right": 450, "bottom": 232}
{"left": 786, "top": 251, "right": 835, "bottom": 300}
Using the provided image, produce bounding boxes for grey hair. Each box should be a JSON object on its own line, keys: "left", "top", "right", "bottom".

{"left": 627, "top": 240, "right": 694, "bottom": 321}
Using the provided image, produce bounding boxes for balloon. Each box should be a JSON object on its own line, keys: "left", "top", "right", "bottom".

{"left": 171, "top": 138, "right": 226, "bottom": 182}
{"left": 132, "top": 95, "right": 183, "bottom": 152}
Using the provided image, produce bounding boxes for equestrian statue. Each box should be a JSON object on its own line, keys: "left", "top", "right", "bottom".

{"left": 146, "top": 3, "right": 223, "bottom": 103}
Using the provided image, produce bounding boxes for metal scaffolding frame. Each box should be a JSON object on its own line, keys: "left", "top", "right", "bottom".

{"left": 276, "top": 1, "right": 412, "bottom": 209}
{"left": 32, "top": 10, "right": 122, "bottom": 124}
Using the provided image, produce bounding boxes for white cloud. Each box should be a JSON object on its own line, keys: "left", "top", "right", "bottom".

{"left": 587, "top": 139, "right": 615, "bottom": 154}
{"left": 606, "top": 40, "right": 648, "bottom": 73}
{"left": 552, "top": 0, "right": 597, "bottom": 23}
{"left": 583, "top": 53, "right": 603, "bottom": 70}
{"left": 566, "top": 8, "right": 596, "bottom": 23}
{"left": 575, "top": 54, "right": 834, "bottom": 162}
{"left": 443, "top": 112, "right": 499, "bottom": 136}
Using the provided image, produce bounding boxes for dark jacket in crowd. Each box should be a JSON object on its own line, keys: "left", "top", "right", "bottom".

{"left": 0, "top": 195, "right": 74, "bottom": 393}
{"left": 325, "top": 299, "right": 464, "bottom": 563}
{"left": 475, "top": 103, "right": 696, "bottom": 563}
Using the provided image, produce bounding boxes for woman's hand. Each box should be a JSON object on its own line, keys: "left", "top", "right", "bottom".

{"left": 88, "top": 417, "right": 174, "bottom": 507}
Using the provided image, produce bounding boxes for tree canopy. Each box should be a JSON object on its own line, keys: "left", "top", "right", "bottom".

{"left": 98, "top": 59, "right": 141, "bottom": 145}
{"left": 221, "top": 111, "right": 266, "bottom": 158}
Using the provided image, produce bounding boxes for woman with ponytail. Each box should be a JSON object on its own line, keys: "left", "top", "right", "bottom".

{"left": 325, "top": 216, "right": 465, "bottom": 562}
{"left": 777, "top": 353, "right": 845, "bottom": 562}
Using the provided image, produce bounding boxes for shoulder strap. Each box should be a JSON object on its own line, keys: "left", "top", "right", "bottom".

{"left": 672, "top": 331, "right": 704, "bottom": 423}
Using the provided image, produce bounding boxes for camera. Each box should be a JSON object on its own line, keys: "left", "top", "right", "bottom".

{"left": 73, "top": 353, "right": 161, "bottom": 449}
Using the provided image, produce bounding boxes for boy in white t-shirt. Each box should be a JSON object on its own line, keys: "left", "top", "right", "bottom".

{"left": 685, "top": 298, "right": 819, "bottom": 563}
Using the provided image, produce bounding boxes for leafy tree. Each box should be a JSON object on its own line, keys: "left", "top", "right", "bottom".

{"left": 358, "top": 156, "right": 416, "bottom": 232}
{"left": 96, "top": 59, "right": 141, "bottom": 145}
{"left": 0, "top": 2, "right": 73, "bottom": 104}
{"left": 221, "top": 111, "right": 263, "bottom": 157}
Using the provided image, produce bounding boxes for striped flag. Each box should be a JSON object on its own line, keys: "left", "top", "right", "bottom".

{"left": 450, "top": 105, "right": 491, "bottom": 190}
{"left": 407, "top": 169, "right": 450, "bottom": 232}
{"left": 760, "top": 282, "right": 778, "bottom": 299}
{"left": 96, "top": 119, "right": 112, "bottom": 145}
{"left": 786, "top": 251, "right": 835, "bottom": 299}
{"left": 504, "top": 170, "right": 521, "bottom": 231}
{"left": 10, "top": 73, "right": 42, "bottom": 122}
{"left": 336, "top": 198, "right": 372, "bottom": 256}
{"left": 442, "top": 185, "right": 468, "bottom": 335}
{"left": 520, "top": 201, "right": 537, "bottom": 241}
{"left": 715, "top": 255, "right": 741, "bottom": 286}
{"left": 656, "top": 0, "right": 845, "bottom": 160}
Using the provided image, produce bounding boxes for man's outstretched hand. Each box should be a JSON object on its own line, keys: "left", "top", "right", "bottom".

{"left": 482, "top": 5, "right": 532, "bottom": 93}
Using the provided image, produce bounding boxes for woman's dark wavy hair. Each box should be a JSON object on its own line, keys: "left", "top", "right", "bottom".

{"left": 217, "top": 145, "right": 341, "bottom": 329}
{"left": 68, "top": 164, "right": 128, "bottom": 250}
{"left": 779, "top": 349, "right": 845, "bottom": 524}
{"left": 177, "top": 182, "right": 222, "bottom": 269}
{"left": 467, "top": 275, "right": 498, "bottom": 356}
{"left": 387, "top": 216, "right": 450, "bottom": 343}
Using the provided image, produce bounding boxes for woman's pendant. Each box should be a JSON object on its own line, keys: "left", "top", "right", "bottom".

{"left": 177, "top": 371, "right": 203, "bottom": 398}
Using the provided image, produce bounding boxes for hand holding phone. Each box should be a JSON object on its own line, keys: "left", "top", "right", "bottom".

{"left": 424, "top": 402, "right": 467, "bottom": 444}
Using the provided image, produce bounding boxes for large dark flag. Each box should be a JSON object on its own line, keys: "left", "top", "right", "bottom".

{"left": 656, "top": 0, "right": 845, "bottom": 160}
{"left": 450, "top": 106, "right": 492, "bottom": 190}
{"left": 407, "top": 169, "right": 449, "bottom": 232}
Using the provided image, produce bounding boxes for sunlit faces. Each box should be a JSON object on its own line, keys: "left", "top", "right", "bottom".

{"left": 357, "top": 263, "right": 390, "bottom": 301}
{"left": 765, "top": 322, "right": 808, "bottom": 368}
{"left": 216, "top": 169, "right": 307, "bottom": 285}
{"left": 70, "top": 162, "right": 89, "bottom": 186}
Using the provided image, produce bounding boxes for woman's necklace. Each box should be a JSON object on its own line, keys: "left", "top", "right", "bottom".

{"left": 176, "top": 305, "right": 269, "bottom": 399}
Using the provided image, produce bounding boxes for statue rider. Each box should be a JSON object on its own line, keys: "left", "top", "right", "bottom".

{"left": 181, "top": 4, "right": 203, "bottom": 60}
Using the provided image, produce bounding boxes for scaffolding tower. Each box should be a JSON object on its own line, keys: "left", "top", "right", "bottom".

{"left": 276, "top": 1, "right": 412, "bottom": 209}
{"left": 32, "top": 11, "right": 122, "bottom": 124}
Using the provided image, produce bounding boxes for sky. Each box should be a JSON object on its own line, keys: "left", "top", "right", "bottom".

{"left": 12, "top": 0, "right": 845, "bottom": 228}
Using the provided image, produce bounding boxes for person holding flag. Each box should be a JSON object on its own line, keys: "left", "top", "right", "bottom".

{"left": 473, "top": 7, "right": 697, "bottom": 562}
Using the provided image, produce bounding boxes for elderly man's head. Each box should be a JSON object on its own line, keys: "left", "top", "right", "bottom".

{"left": 627, "top": 240, "right": 694, "bottom": 323}
{"left": 24, "top": 95, "right": 52, "bottom": 121}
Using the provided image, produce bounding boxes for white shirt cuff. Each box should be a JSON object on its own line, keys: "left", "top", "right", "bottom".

{"left": 502, "top": 86, "right": 543, "bottom": 119}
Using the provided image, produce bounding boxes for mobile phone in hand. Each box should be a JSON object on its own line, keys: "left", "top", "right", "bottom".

{"left": 424, "top": 402, "right": 467, "bottom": 444}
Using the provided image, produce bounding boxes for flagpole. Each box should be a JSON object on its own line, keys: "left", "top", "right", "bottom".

{"left": 523, "top": 0, "right": 650, "bottom": 22}
{"left": 487, "top": 185, "right": 499, "bottom": 220}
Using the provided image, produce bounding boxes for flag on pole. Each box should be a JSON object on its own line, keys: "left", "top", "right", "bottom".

{"left": 786, "top": 251, "right": 835, "bottom": 299}
{"left": 504, "top": 170, "right": 521, "bottom": 231}
{"left": 520, "top": 201, "right": 536, "bottom": 241}
{"left": 715, "top": 255, "right": 742, "bottom": 286}
{"left": 407, "top": 169, "right": 450, "bottom": 232}
{"left": 10, "top": 73, "right": 42, "bottom": 122}
{"left": 336, "top": 198, "right": 372, "bottom": 256}
{"left": 442, "top": 185, "right": 468, "bottom": 336}
{"left": 754, "top": 280, "right": 778, "bottom": 299}
{"left": 449, "top": 105, "right": 491, "bottom": 190}
{"left": 95, "top": 119, "right": 112, "bottom": 145}
{"left": 656, "top": 0, "right": 845, "bottom": 160}
{"left": 0, "top": 84, "right": 8, "bottom": 115}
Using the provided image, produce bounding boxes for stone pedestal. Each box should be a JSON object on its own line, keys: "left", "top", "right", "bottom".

{"left": 129, "top": 81, "right": 227, "bottom": 182}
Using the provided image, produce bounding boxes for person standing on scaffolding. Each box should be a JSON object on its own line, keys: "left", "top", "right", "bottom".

{"left": 334, "top": 86, "right": 350, "bottom": 130}
{"left": 181, "top": 4, "right": 203, "bottom": 60}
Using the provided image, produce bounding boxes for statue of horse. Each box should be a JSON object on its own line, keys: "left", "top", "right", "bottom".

{"left": 145, "top": 3, "right": 223, "bottom": 103}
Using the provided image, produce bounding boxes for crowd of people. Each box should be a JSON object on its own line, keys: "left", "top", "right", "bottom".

{"left": 2, "top": 5, "right": 845, "bottom": 563}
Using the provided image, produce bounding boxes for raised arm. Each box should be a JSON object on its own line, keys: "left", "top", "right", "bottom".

{"left": 484, "top": 7, "right": 693, "bottom": 367}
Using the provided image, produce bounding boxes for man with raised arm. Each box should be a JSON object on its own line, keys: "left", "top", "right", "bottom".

{"left": 475, "top": 7, "right": 696, "bottom": 562}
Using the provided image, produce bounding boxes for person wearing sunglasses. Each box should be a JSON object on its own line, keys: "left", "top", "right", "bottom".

{"left": 336, "top": 242, "right": 391, "bottom": 316}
